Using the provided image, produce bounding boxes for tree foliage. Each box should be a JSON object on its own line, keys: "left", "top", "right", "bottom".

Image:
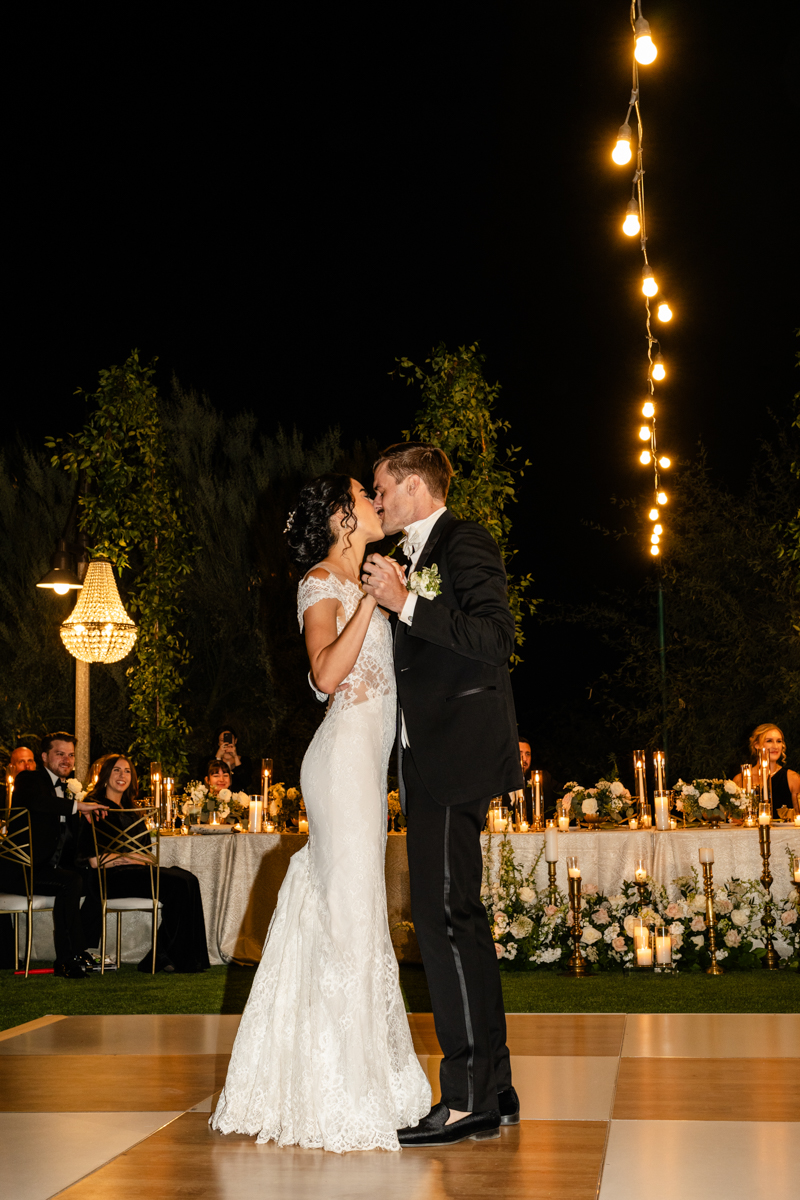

{"left": 47, "top": 352, "right": 195, "bottom": 776}
{"left": 394, "top": 343, "right": 538, "bottom": 663}
{"left": 570, "top": 428, "right": 800, "bottom": 781}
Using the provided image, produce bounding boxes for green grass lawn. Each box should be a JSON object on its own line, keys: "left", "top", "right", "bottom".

{"left": 0, "top": 963, "right": 797, "bottom": 1033}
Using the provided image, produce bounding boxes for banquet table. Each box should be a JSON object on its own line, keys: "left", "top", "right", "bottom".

{"left": 20, "top": 824, "right": 800, "bottom": 965}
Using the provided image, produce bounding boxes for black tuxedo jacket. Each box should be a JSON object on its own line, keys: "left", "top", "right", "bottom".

{"left": 395, "top": 510, "right": 523, "bottom": 806}
{"left": 11, "top": 769, "right": 78, "bottom": 868}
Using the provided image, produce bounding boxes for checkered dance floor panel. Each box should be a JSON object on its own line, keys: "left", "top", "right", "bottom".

{"left": 0, "top": 1012, "right": 797, "bottom": 1199}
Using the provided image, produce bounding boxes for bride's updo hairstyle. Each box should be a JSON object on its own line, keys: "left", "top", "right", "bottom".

{"left": 285, "top": 474, "right": 357, "bottom": 568}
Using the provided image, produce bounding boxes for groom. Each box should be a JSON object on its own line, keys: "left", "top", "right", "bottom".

{"left": 362, "top": 442, "right": 523, "bottom": 1147}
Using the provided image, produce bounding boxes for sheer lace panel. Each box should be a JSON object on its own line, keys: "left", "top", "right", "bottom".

{"left": 297, "top": 567, "right": 394, "bottom": 710}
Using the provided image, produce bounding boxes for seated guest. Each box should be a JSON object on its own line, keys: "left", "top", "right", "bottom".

{"left": 80, "top": 754, "right": 210, "bottom": 974}
{"left": 1, "top": 732, "right": 107, "bottom": 978}
{"left": 205, "top": 758, "right": 233, "bottom": 795}
{"left": 9, "top": 745, "right": 37, "bottom": 778}
{"left": 518, "top": 736, "right": 562, "bottom": 821}
{"left": 734, "top": 723, "right": 800, "bottom": 816}
{"left": 208, "top": 727, "right": 252, "bottom": 794}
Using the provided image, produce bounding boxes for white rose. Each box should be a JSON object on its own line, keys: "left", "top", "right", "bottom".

{"left": 235, "top": 791, "right": 249, "bottom": 805}
{"left": 510, "top": 916, "right": 533, "bottom": 939}
{"left": 581, "top": 926, "right": 602, "bottom": 945}
{"left": 623, "top": 915, "right": 638, "bottom": 938}
{"left": 698, "top": 793, "right": 719, "bottom": 809}
{"left": 582, "top": 798, "right": 598, "bottom": 815}
{"left": 692, "top": 894, "right": 707, "bottom": 911}
{"left": 723, "top": 780, "right": 738, "bottom": 794}
{"left": 217, "top": 788, "right": 232, "bottom": 802}
{"left": 691, "top": 935, "right": 705, "bottom": 947}
{"left": 731, "top": 909, "right": 750, "bottom": 927}
{"left": 66, "top": 778, "right": 83, "bottom": 795}
{"left": 518, "top": 886, "right": 535, "bottom": 904}
{"left": 217, "top": 804, "right": 230, "bottom": 819}
{"left": 610, "top": 781, "right": 625, "bottom": 796}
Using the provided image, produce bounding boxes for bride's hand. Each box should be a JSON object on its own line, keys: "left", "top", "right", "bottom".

{"left": 362, "top": 554, "right": 409, "bottom": 614}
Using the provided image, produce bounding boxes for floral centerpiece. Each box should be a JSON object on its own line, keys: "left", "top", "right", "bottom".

{"left": 267, "top": 783, "right": 302, "bottom": 829}
{"left": 482, "top": 833, "right": 566, "bottom": 968}
{"left": 561, "top": 783, "right": 597, "bottom": 826}
{"left": 180, "top": 781, "right": 248, "bottom": 825}
{"left": 673, "top": 779, "right": 748, "bottom": 825}
{"left": 591, "top": 779, "right": 635, "bottom": 824}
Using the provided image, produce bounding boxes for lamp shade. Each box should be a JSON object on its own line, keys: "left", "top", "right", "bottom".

{"left": 36, "top": 540, "right": 83, "bottom": 593}
{"left": 59, "top": 561, "right": 137, "bottom": 664}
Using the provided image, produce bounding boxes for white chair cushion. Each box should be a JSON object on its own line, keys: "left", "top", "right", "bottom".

{"left": 0, "top": 894, "right": 55, "bottom": 912}
{"left": 106, "top": 898, "right": 163, "bottom": 911}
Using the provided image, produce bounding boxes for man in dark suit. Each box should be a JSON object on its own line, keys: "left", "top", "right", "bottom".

{"left": 2, "top": 731, "right": 107, "bottom": 978}
{"left": 518, "top": 736, "right": 562, "bottom": 823}
{"left": 363, "top": 442, "right": 523, "bottom": 1147}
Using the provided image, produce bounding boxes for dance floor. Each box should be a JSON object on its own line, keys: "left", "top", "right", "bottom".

{"left": 1, "top": 1011, "right": 798, "bottom": 1199}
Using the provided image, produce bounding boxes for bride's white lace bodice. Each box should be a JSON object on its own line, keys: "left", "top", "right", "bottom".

{"left": 211, "top": 562, "right": 429, "bottom": 1153}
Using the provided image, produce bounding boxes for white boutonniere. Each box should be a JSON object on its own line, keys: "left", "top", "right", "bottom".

{"left": 408, "top": 563, "right": 441, "bottom": 599}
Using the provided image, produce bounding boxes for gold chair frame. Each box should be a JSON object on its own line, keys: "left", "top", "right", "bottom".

{"left": 0, "top": 807, "right": 55, "bottom": 978}
{"left": 90, "top": 805, "right": 161, "bottom": 974}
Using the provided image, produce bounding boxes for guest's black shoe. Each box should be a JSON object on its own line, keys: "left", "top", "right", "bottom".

{"left": 498, "top": 1085, "right": 520, "bottom": 1125}
{"left": 397, "top": 1102, "right": 501, "bottom": 1147}
{"left": 137, "top": 950, "right": 175, "bottom": 974}
{"left": 53, "top": 958, "right": 88, "bottom": 979}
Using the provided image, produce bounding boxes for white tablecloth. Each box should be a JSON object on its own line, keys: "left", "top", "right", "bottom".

{"left": 20, "top": 825, "right": 799, "bottom": 965}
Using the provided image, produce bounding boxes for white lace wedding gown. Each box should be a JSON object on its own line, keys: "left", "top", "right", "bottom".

{"left": 210, "top": 567, "right": 431, "bottom": 1152}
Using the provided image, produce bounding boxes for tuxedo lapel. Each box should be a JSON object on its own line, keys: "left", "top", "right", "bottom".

{"left": 414, "top": 510, "right": 455, "bottom": 575}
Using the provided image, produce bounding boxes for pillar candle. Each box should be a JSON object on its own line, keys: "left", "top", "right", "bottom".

{"left": 636, "top": 946, "right": 653, "bottom": 967}
{"left": 698, "top": 847, "right": 714, "bottom": 864}
{"left": 298, "top": 817, "right": 309, "bottom": 834}
{"left": 656, "top": 933, "right": 671, "bottom": 964}
{"left": 544, "top": 824, "right": 558, "bottom": 862}
{"left": 654, "top": 796, "right": 669, "bottom": 830}
{"left": 249, "top": 797, "right": 263, "bottom": 832}
{"left": 794, "top": 866, "right": 800, "bottom": 883}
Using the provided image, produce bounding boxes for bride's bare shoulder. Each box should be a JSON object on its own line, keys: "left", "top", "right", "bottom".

{"left": 301, "top": 562, "right": 338, "bottom": 584}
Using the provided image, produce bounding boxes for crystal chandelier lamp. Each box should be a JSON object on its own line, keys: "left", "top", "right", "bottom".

{"left": 59, "top": 560, "right": 137, "bottom": 664}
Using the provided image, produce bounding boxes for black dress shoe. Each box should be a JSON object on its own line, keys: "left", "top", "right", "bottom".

{"left": 53, "top": 958, "right": 88, "bottom": 979}
{"left": 398, "top": 1102, "right": 501, "bottom": 1147}
{"left": 137, "top": 950, "right": 176, "bottom": 973}
{"left": 498, "top": 1085, "right": 520, "bottom": 1125}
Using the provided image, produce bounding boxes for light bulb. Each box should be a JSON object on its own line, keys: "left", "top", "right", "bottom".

{"left": 651, "top": 533, "right": 660, "bottom": 545}
{"left": 657, "top": 491, "right": 667, "bottom": 505}
{"left": 659, "top": 455, "right": 671, "bottom": 468}
{"left": 651, "top": 352, "right": 666, "bottom": 381}
{"left": 638, "top": 425, "right": 651, "bottom": 441}
{"left": 657, "top": 301, "right": 673, "bottom": 322}
{"left": 649, "top": 508, "right": 659, "bottom": 520}
{"left": 622, "top": 199, "right": 640, "bottom": 236}
{"left": 654, "top": 524, "right": 663, "bottom": 535}
{"left": 642, "top": 265, "right": 658, "bottom": 297}
{"left": 642, "top": 401, "right": 655, "bottom": 417}
{"left": 634, "top": 17, "right": 658, "bottom": 65}
{"left": 650, "top": 544, "right": 660, "bottom": 556}
{"left": 53, "top": 584, "right": 71, "bottom": 596}
{"left": 612, "top": 123, "right": 632, "bottom": 165}
{"left": 640, "top": 450, "right": 651, "bottom": 464}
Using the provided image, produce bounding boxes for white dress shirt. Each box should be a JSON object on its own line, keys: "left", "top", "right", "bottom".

{"left": 397, "top": 506, "right": 447, "bottom": 746}
{"left": 46, "top": 767, "right": 77, "bottom": 819}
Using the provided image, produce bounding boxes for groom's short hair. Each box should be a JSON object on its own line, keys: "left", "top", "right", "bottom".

{"left": 374, "top": 442, "right": 453, "bottom": 502}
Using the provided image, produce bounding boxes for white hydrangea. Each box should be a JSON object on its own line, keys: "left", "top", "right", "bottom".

{"left": 504, "top": 942, "right": 518, "bottom": 960}
{"left": 531, "top": 946, "right": 562, "bottom": 964}
{"left": 603, "top": 923, "right": 621, "bottom": 943}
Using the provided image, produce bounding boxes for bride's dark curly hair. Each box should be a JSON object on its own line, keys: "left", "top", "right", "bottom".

{"left": 285, "top": 474, "right": 356, "bottom": 568}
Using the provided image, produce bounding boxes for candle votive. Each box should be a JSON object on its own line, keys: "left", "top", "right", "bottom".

{"left": 495, "top": 807, "right": 509, "bottom": 833}
{"left": 629, "top": 817, "right": 638, "bottom": 830}
{"left": 566, "top": 855, "right": 580, "bottom": 879}
{"left": 488, "top": 798, "right": 502, "bottom": 833}
{"left": 640, "top": 804, "right": 653, "bottom": 829}
{"left": 298, "top": 817, "right": 309, "bottom": 835}
{"left": 634, "top": 859, "right": 647, "bottom": 883}
{"left": 655, "top": 925, "right": 672, "bottom": 965}
{"left": 758, "top": 801, "right": 771, "bottom": 826}
{"left": 264, "top": 820, "right": 274, "bottom": 834}
{"left": 519, "top": 820, "right": 530, "bottom": 833}
{"left": 698, "top": 846, "right": 714, "bottom": 864}
{"left": 669, "top": 818, "right": 677, "bottom": 830}
{"left": 636, "top": 944, "right": 653, "bottom": 967}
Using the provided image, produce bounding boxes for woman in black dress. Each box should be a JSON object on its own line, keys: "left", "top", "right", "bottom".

{"left": 734, "top": 724, "right": 800, "bottom": 817}
{"left": 80, "top": 755, "right": 210, "bottom": 973}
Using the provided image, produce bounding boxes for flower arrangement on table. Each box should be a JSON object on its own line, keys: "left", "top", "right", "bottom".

{"left": 481, "top": 834, "right": 799, "bottom": 972}
{"left": 265, "top": 783, "right": 303, "bottom": 829}
{"left": 673, "top": 779, "right": 748, "bottom": 824}
{"left": 560, "top": 779, "right": 634, "bottom": 825}
{"left": 179, "top": 781, "right": 249, "bottom": 825}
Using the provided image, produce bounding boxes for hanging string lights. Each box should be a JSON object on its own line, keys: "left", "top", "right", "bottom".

{"left": 611, "top": 2, "right": 674, "bottom": 557}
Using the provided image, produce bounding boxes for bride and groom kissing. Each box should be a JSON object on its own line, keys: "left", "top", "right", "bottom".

{"left": 211, "top": 441, "right": 523, "bottom": 1153}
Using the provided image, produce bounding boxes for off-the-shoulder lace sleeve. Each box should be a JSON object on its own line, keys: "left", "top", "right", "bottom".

{"left": 297, "top": 570, "right": 342, "bottom": 631}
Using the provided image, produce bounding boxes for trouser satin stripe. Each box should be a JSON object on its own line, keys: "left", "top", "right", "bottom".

{"left": 442, "top": 805, "right": 475, "bottom": 1112}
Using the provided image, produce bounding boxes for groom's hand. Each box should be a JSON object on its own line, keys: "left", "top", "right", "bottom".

{"left": 361, "top": 554, "right": 408, "bottom": 613}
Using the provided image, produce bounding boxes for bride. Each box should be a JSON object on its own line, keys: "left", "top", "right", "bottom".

{"left": 210, "top": 474, "right": 431, "bottom": 1152}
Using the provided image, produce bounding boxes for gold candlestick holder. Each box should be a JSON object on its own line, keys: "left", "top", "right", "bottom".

{"left": 758, "top": 822, "right": 780, "bottom": 971}
{"left": 561, "top": 874, "right": 589, "bottom": 977}
{"left": 700, "top": 860, "right": 724, "bottom": 975}
{"left": 547, "top": 860, "right": 558, "bottom": 906}
{"left": 790, "top": 853, "right": 800, "bottom": 903}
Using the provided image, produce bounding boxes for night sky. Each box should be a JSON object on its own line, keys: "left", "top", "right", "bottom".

{"left": 7, "top": 2, "right": 798, "bottom": 746}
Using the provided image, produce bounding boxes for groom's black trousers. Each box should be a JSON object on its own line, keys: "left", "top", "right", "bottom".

{"left": 403, "top": 746, "right": 512, "bottom": 1114}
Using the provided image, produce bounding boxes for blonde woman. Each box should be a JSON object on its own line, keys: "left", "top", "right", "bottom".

{"left": 734, "top": 724, "right": 800, "bottom": 815}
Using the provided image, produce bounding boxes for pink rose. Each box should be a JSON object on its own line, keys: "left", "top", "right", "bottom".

{"left": 544, "top": 904, "right": 558, "bottom": 917}
{"left": 582, "top": 883, "right": 598, "bottom": 895}
{"left": 611, "top": 937, "right": 626, "bottom": 952}
{"left": 690, "top": 915, "right": 706, "bottom": 932}
{"left": 724, "top": 930, "right": 741, "bottom": 947}
{"left": 594, "top": 907, "right": 611, "bottom": 924}
{"left": 666, "top": 903, "right": 681, "bottom": 919}
{"left": 494, "top": 942, "right": 505, "bottom": 959}
{"left": 781, "top": 909, "right": 797, "bottom": 926}
{"left": 566, "top": 910, "right": 574, "bottom": 926}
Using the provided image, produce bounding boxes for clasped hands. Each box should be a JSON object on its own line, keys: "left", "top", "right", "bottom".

{"left": 361, "top": 554, "right": 408, "bottom": 613}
